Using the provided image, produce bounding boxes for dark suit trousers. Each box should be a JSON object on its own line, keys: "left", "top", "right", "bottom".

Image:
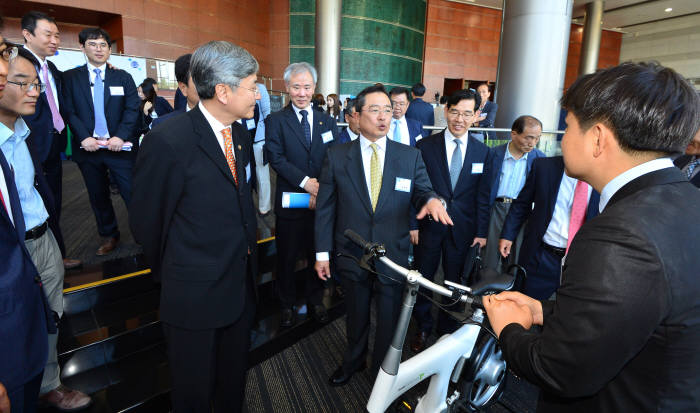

{"left": 340, "top": 273, "right": 404, "bottom": 375}
{"left": 6, "top": 371, "right": 43, "bottom": 413}
{"left": 414, "top": 232, "right": 470, "bottom": 334}
{"left": 163, "top": 281, "right": 255, "bottom": 413}
{"left": 521, "top": 244, "right": 562, "bottom": 300}
{"left": 275, "top": 214, "right": 323, "bottom": 308}
{"left": 76, "top": 153, "right": 133, "bottom": 238}
{"left": 42, "top": 131, "right": 65, "bottom": 222}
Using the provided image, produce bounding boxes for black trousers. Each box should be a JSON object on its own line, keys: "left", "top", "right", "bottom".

{"left": 340, "top": 273, "right": 404, "bottom": 375}
{"left": 42, "top": 132, "right": 64, "bottom": 223}
{"left": 521, "top": 245, "right": 563, "bottom": 300}
{"left": 275, "top": 214, "right": 323, "bottom": 308}
{"left": 6, "top": 371, "right": 43, "bottom": 413}
{"left": 76, "top": 153, "right": 133, "bottom": 238}
{"left": 163, "top": 282, "right": 256, "bottom": 413}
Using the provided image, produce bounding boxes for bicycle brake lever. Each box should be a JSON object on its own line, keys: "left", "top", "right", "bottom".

{"left": 336, "top": 252, "right": 374, "bottom": 272}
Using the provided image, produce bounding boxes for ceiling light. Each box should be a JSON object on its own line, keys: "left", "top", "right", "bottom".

{"left": 665, "top": 7, "right": 672, "bottom": 12}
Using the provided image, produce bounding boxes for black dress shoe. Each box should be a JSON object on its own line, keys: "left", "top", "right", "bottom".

{"left": 411, "top": 330, "right": 430, "bottom": 353}
{"left": 280, "top": 308, "right": 296, "bottom": 327}
{"left": 311, "top": 304, "right": 329, "bottom": 323}
{"left": 328, "top": 363, "right": 366, "bottom": 387}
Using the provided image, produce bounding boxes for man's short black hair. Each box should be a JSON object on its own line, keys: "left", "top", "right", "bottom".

{"left": 346, "top": 99, "right": 356, "bottom": 114}
{"left": 174, "top": 54, "right": 192, "bottom": 84}
{"left": 21, "top": 11, "right": 56, "bottom": 36}
{"left": 512, "top": 115, "right": 543, "bottom": 134}
{"left": 78, "top": 27, "right": 111, "bottom": 47}
{"left": 354, "top": 84, "right": 389, "bottom": 113}
{"left": 411, "top": 83, "right": 426, "bottom": 97}
{"left": 389, "top": 86, "right": 410, "bottom": 101}
{"left": 439, "top": 95, "right": 448, "bottom": 105}
{"left": 562, "top": 62, "right": 700, "bottom": 155}
{"left": 446, "top": 89, "right": 481, "bottom": 110}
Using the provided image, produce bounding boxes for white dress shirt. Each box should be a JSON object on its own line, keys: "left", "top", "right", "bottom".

{"left": 0, "top": 162, "right": 13, "bottom": 225}
{"left": 347, "top": 128, "right": 359, "bottom": 141}
{"left": 542, "top": 173, "right": 592, "bottom": 248}
{"left": 316, "top": 134, "right": 387, "bottom": 262}
{"left": 444, "top": 128, "right": 468, "bottom": 171}
{"left": 599, "top": 157, "right": 674, "bottom": 212}
{"left": 389, "top": 116, "right": 411, "bottom": 146}
{"left": 291, "top": 104, "right": 314, "bottom": 188}
{"left": 198, "top": 102, "right": 233, "bottom": 159}
{"left": 24, "top": 46, "right": 60, "bottom": 111}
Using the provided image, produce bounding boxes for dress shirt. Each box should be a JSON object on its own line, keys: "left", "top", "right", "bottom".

{"left": 253, "top": 83, "right": 270, "bottom": 143}
{"left": 198, "top": 102, "right": 233, "bottom": 159}
{"left": 316, "top": 134, "right": 387, "bottom": 262}
{"left": 444, "top": 128, "right": 468, "bottom": 170}
{"left": 388, "top": 116, "right": 411, "bottom": 146}
{"left": 87, "top": 61, "right": 107, "bottom": 99}
{"left": 0, "top": 158, "right": 13, "bottom": 225}
{"left": 496, "top": 142, "right": 529, "bottom": 199}
{"left": 291, "top": 103, "right": 314, "bottom": 189}
{"left": 0, "top": 118, "right": 49, "bottom": 230}
{"left": 346, "top": 128, "right": 359, "bottom": 141}
{"left": 599, "top": 157, "right": 674, "bottom": 212}
{"left": 542, "top": 173, "right": 592, "bottom": 248}
{"left": 24, "top": 46, "right": 60, "bottom": 111}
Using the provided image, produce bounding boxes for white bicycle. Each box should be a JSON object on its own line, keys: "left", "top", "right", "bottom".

{"left": 343, "top": 230, "right": 523, "bottom": 413}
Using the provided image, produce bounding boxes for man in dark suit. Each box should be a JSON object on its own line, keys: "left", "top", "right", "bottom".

{"left": 411, "top": 88, "right": 493, "bottom": 351}
{"left": 388, "top": 87, "right": 422, "bottom": 146}
{"left": 485, "top": 62, "right": 700, "bottom": 412}
{"left": 62, "top": 27, "right": 139, "bottom": 256}
{"left": 472, "top": 83, "right": 498, "bottom": 142}
{"left": 265, "top": 62, "right": 338, "bottom": 327}
{"left": 315, "top": 85, "right": 451, "bottom": 384}
{"left": 20, "top": 11, "right": 81, "bottom": 270}
{"left": 674, "top": 128, "right": 700, "bottom": 187}
{"left": 338, "top": 98, "right": 359, "bottom": 143}
{"left": 498, "top": 156, "right": 599, "bottom": 300}
{"left": 150, "top": 54, "right": 196, "bottom": 129}
{"left": 131, "top": 41, "right": 259, "bottom": 413}
{"left": 483, "top": 115, "right": 546, "bottom": 271}
{"left": 406, "top": 82, "right": 434, "bottom": 138}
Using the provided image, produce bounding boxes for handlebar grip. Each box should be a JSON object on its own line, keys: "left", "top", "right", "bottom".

{"left": 344, "top": 229, "right": 371, "bottom": 250}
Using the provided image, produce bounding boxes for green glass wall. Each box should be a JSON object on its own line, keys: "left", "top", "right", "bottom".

{"left": 289, "top": 0, "right": 426, "bottom": 95}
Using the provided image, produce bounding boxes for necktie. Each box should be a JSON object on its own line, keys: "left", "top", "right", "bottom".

{"left": 42, "top": 63, "right": 65, "bottom": 133}
{"left": 449, "top": 138, "right": 462, "bottom": 190}
{"left": 300, "top": 109, "right": 311, "bottom": 148}
{"left": 221, "top": 127, "right": 238, "bottom": 186}
{"left": 567, "top": 180, "right": 589, "bottom": 252}
{"left": 686, "top": 158, "right": 699, "bottom": 179}
{"left": 93, "top": 68, "right": 109, "bottom": 138}
{"left": 0, "top": 184, "right": 6, "bottom": 218}
{"left": 370, "top": 143, "right": 382, "bottom": 211}
{"left": 393, "top": 119, "right": 401, "bottom": 142}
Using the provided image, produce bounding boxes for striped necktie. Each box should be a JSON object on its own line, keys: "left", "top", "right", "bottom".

{"left": 370, "top": 143, "right": 382, "bottom": 211}
{"left": 222, "top": 127, "right": 238, "bottom": 186}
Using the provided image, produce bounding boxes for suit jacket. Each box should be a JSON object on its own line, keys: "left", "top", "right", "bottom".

{"left": 154, "top": 96, "right": 173, "bottom": 117}
{"left": 405, "top": 98, "right": 435, "bottom": 138}
{"left": 264, "top": 105, "right": 338, "bottom": 219}
{"left": 406, "top": 118, "right": 423, "bottom": 146}
{"left": 151, "top": 108, "right": 185, "bottom": 129}
{"left": 62, "top": 64, "right": 140, "bottom": 163}
{"left": 173, "top": 88, "right": 186, "bottom": 111}
{"left": 488, "top": 143, "right": 546, "bottom": 205}
{"left": 0, "top": 150, "right": 49, "bottom": 391}
{"left": 478, "top": 100, "right": 498, "bottom": 128}
{"left": 315, "top": 139, "right": 436, "bottom": 284}
{"left": 674, "top": 154, "right": 700, "bottom": 188}
{"left": 500, "top": 167, "right": 700, "bottom": 412}
{"left": 500, "top": 156, "right": 600, "bottom": 267}
{"left": 130, "top": 106, "right": 258, "bottom": 330}
{"left": 338, "top": 129, "right": 354, "bottom": 144}
{"left": 24, "top": 59, "right": 68, "bottom": 163}
{"left": 416, "top": 131, "right": 493, "bottom": 246}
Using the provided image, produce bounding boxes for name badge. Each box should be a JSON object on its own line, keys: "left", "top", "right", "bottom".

{"left": 471, "top": 163, "right": 484, "bottom": 174}
{"left": 321, "top": 131, "right": 334, "bottom": 144}
{"left": 246, "top": 119, "right": 256, "bottom": 130}
{"left": 245, "top": 163, "right": 251, "bottom": 182}
{"left": 395, "top": 177, "right": 411, "bottom": 192}
{"left": 481, "top": 112, "right": 488, "bottom": 117}
{"left": 109, "top": 86, "right": 124, "bottom": 96}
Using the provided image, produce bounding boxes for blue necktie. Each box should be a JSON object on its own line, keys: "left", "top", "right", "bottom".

{"left": 93, "top": 68, "right": 109, "bottom": 137}
{"left": 300, "top": 109, "right": 311, "bottom": 148}
{"left": 449, "top": 139, "right": 462, "bottom": 190}
{"left": 393, "top": 119, "right": 401, "bottom": 142}
{"left": 687, "top": 158, "right": 699, "bottom": 179}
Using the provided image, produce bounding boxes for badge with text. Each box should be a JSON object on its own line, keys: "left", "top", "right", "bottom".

{"left": 395, "top": 177, "right": 411, "bottom": 192}
{"left": 321, "top": 130, "right": 334, "bottom": 144}
{"left": 109, "top": 86, "right": 124, "bottom": 96}
{"left": 471, "top": 163, "right": 484, "bottom": 174}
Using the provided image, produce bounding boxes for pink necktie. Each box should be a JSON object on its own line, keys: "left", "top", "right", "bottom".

{"left": 567, "top": 180, "right": 589, "bottom": 252}
{"left": 42, "top": 63, "right": 65, "bottom": 133}
{"left": 0, "top": 186, "right": 7, "bottom": 217}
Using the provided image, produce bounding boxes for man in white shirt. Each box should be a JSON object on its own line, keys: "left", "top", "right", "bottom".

{"left": 387, "top": 87, "right": 423, "bottom": 146}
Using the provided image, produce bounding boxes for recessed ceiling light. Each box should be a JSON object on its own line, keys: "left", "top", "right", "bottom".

{"left": 665, "top": 7, "right": 673, "bottom": 12}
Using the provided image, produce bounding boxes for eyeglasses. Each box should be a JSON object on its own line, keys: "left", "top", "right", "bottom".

{"left": 0, "top": 44, "right": 18, "bottom": 62}
{"left": 7, "top": 80, "right": 46, "bottom": 93}
{"left": 447, "top": 110, "right": 474, "bottom": 119}
{"left": 363, "top": 105, "right": 392, "bottom": 115}
{"left": 85, "top": 41, "right": 109, "bottom": 50}
{"left": 236, "top": 84, "right": 259, "bottom": 96}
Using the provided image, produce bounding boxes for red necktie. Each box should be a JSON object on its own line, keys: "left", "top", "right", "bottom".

{"left": 567, "top": 180, "right": 589, "bottom": 252}
{"left": 222, "top": 127, "right": 238, "bottom": 186}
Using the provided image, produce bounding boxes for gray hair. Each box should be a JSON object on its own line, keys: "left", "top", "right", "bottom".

{"left": 190, "top": 41, "right": 259, "bottom": 100}
{"left": 283, "top": 62, "right": 317, "bottom": 85}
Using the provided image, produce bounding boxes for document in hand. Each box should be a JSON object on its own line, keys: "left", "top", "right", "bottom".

{"left": 281, "top": 192, "right": 311, "bottom": 208}
{"left": 81, "top": 142, "right": 134, "bottom": 151}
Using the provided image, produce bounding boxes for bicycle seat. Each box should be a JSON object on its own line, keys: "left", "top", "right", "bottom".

{"left": 470, "top": 268, "right": 515, "bottom": 295}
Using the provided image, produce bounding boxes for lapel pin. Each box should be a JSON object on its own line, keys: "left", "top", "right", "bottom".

{"left": 319, "top": 121, "right": 323, "bottom": 125}
{"left": 237, "top": 145, "right": 242, "bottom": 150}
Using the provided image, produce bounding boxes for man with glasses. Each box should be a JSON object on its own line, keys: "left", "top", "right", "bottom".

{"left": 0, "top": 44, "right": 92, "bottom": 411}
{"left": 62, "top": 27, "right": 139, "bottom": 256}
{"left": 388, "top": 86, "right": 422, "bottom": 147}
{"left": 410, "top": 88, "right": 494, "bottom": 351}
{"left": 314, "top": 84, "right": 450, "bottom": 384}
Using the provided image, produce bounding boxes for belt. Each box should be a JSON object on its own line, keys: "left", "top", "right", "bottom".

{"left": 25, "top": 221, "right": 48, "bottom": 241}
{"left": 495, "top": 197, "right": 514, "bottom": 203}
{"left": 542, "top": 242, "right": 566, "bottom": 258}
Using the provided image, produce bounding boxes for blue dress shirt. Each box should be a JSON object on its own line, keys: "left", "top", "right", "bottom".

{"left": 496, "top": 143, "right": 529, "bottom": 199}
